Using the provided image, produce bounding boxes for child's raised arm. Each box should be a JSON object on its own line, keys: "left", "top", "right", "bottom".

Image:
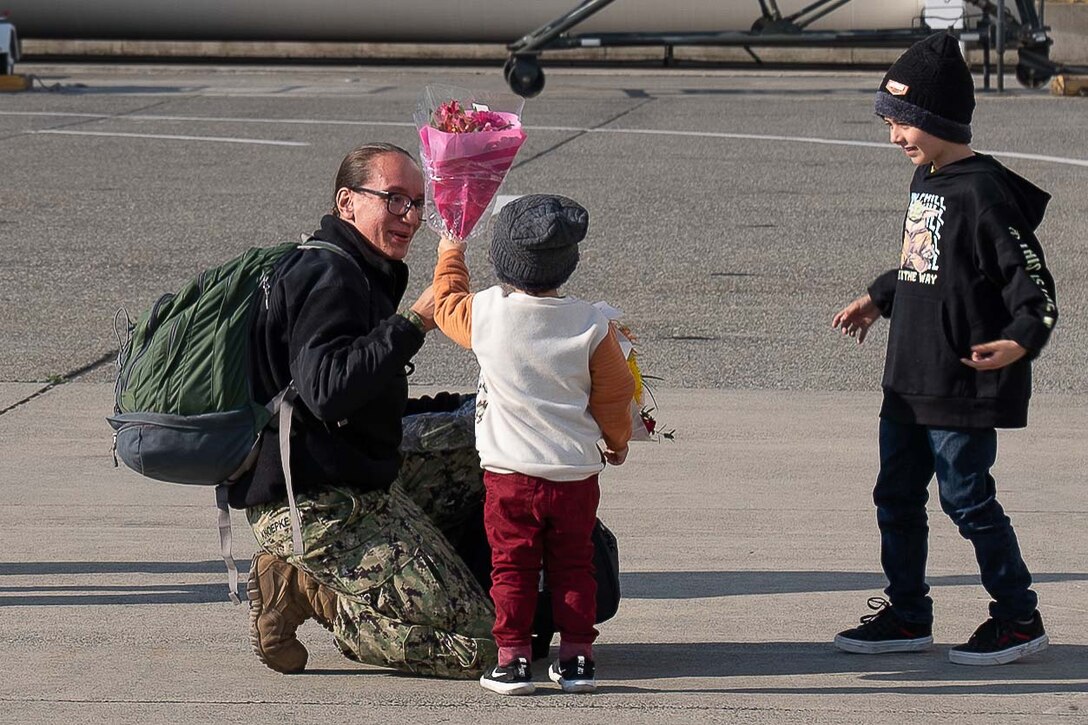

{"left": 432, "top": 236, "right": 475, "bottom": 349}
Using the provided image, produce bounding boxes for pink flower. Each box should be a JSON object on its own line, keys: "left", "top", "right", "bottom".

{"left": 431, "top": 101, "right": 513, "bottom": 134}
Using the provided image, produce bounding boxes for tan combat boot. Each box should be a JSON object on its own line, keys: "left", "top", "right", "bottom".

{"left": 300, "top": 577, "right": 362, "bottom": 663}
{"left": 248, "top": 552, "right": 318, "bottom": 674}
{"left": 303, "top": 576, "right": 338, "bottom": 633}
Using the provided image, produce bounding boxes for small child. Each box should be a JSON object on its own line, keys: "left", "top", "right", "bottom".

{"left": 832, "top": 32, "right": 1058, "bottom": 665}
{"left": 432, "top": 194, "right": 635, "bottom": 694}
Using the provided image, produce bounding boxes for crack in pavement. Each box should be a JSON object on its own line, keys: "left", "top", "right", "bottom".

{"left": 510, "top": 97, "right": 656, "bottom": 171}
{"left": 0, "top": 350, "right": 116, "bottom": 417}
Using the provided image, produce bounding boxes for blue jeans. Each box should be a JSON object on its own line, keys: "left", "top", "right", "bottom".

{"left": 873, "top": 417, "right": 1037, "bottom": 624}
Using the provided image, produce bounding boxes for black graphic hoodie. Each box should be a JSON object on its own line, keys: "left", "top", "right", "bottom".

{"left": 867, "top": 154, "right": 1057, "bottom": 429}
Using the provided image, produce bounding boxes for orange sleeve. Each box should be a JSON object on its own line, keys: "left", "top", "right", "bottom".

{"left": 432, "top": 246, "right": 474, "bottom": 349}
{"left": 589, "top": 325, "right": 636, "bottom": 451}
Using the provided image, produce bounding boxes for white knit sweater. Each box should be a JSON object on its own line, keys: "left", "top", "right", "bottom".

{"left": 470, "top": 287, "right": 611, "bottom": 480}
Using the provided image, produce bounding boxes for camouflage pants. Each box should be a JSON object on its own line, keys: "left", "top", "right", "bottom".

{"left": 396, "top": 446, "right": 485, "bottom": 539}
{"left": 248, "top": 456, "right": 496, "bottom": 679}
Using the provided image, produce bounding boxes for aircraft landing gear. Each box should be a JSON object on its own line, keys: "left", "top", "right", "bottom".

{"left": 501, "top": 0, "right": 1078, "bottom": 97}
{"left": 505, "top": 55, "right": 545, "bottom": 98}
{"left": 1015, "top": 43, "right": 1053, "bottom": 89}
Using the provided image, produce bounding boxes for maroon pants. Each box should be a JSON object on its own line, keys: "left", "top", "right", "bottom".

{"left": 483, "top": 470, "right": 600, "bottom": 648}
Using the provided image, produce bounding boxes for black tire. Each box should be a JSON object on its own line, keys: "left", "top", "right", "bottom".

{"left": 507, "top": 56, "right": 545, "bottom": 98}
{"left": 1016, "top": 46, "right": 1053, "bottom": 89}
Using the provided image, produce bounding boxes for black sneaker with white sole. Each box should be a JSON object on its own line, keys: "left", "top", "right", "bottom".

{"left": 480, "top": 657, "right": 535, "bottom": 695}
{"left": 834, "top": 597, "right": 934, "bottom": 654}
{"left": 949, "top": 611, "right": 1048, "bottom": 666}
{"left": 548, "top": 655, "right": 596, "bottom": 693}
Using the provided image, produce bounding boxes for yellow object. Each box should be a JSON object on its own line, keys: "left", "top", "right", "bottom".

{"left": 0, "top": 74, "right": 29, "bottom": 92}
{"left": 628, "top": 353, "right": 644, "bottom": 406}
{"left": 1050, "top": 75, "right": 1088, "bottom": 97}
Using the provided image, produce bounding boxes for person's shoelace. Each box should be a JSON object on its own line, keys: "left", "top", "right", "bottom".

{"left": 859, "top": 596, "right": 893, "bottom": 625}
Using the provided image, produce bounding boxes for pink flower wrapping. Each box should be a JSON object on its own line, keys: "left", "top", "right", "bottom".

{"left": 415, "top": 87, "right": 527, "bottom": 241}
{"left": 419, "top": 117, "right": 526, "bottom": 240}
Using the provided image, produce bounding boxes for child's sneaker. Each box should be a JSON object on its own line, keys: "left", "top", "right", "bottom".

{"left": 480, "top": 657, "right": 535, "bottom": 695}
{"left": 949, "top": 611, "right": 1048, "bottom": 666}
{"left": 834, "top": 597, "right": 933, "bottom": 654}
{"left": 548, "top": 655, "right": 596, "bottom": 693}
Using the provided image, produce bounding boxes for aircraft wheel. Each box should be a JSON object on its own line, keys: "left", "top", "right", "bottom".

{"left": 507, "top": 56, "right": 545, "bottom": 98}
{"left": 1016, "top": 46, "right": 1053, "bottom": 89}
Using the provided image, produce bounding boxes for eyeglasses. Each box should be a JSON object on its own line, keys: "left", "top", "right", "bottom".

{"left": 351, "top": 186, "right": 426, "bottom": 217}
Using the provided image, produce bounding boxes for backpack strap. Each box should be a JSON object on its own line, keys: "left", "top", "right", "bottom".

{"left": 278, "top": 388, "right": 306, "bottom": 558}
{"left": 275, "top": 242, "right": 356, "bottom": 558}
{"left": 214, "top": 385, "right": 297, "bottom": 604}
{"left": 213, "top": 240, "right": 354, "bottom": 602}
{"left": 298, "top": 236, "right": 362, "bottom": 270}
{"left": 214, "top": 485, "right": 242, "bottom": 604}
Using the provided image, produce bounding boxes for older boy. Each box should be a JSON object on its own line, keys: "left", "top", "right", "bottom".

{"left": 831, "top": 32, "right": 1058, "bottom": 665}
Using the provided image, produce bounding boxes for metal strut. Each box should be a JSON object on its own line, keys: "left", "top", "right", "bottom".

{"left": 502, "top": 0, "right": 1080, "bottom": 97}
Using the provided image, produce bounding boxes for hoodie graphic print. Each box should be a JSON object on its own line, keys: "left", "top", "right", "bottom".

{"left": 867, "top": 154, "right": 1058, "bottom": 429}
{"left": 899, "top": 193, "right": 945, "bottom": 279}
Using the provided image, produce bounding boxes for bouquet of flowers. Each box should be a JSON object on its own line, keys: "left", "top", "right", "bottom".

{"left": 594, "top": 303, "right": 674, "bottom": 442}
{"left": 414, "top": 85, "right": 528, "bottom": 241}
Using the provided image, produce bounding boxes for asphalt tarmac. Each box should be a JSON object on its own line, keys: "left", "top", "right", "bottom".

{"left": 2, "top": 62, "right": 1085, "bottom": 392}
{"left": 0, "top": 62, "right": 1085, "bottom": 723}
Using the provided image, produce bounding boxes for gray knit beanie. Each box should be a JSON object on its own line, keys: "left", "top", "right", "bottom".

{"left": 489, "top": 194, "right": 588, "bottom": 292}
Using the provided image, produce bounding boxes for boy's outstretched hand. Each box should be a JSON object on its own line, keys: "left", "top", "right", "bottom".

{"left": 602, "top": 446, "right": 628, "bottom": 466}
{"left": 832, "top": 293, "right": 882, "bottom": 344}
{"left": 960, "top": 340, "right": 1027, "bottom": 371}
{"left": 438, "top": 235, "right": 467, "bottom": 255}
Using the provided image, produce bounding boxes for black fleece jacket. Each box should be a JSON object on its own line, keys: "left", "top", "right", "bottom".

{"left": 227, "top": 215, "right": 425, "bottom": 508}
{"left": 867, "top": 154, "right": 1057, "bottom": 429}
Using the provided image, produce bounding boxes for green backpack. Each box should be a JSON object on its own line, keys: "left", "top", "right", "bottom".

{"left": 109, "top": 238, "right": 355, "bottom": 601}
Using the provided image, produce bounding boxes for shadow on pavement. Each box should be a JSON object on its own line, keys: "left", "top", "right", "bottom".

{"left": 600, "top": 641, "right": 1088, "bottom": 694}
{"left": 3, "top": 563, "right": 1088, "bottom": 606}
{"left": 619, "top": 570, "right": 1088, "bottom": 598}
{"left": 0, "top": 560, "right": 245, "bottom": 606}
{"left": 0, "top": 560, "right": 248, "bottom": 575}
{"left": 0, "top": 583, "right": 239, "bottom": 606}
